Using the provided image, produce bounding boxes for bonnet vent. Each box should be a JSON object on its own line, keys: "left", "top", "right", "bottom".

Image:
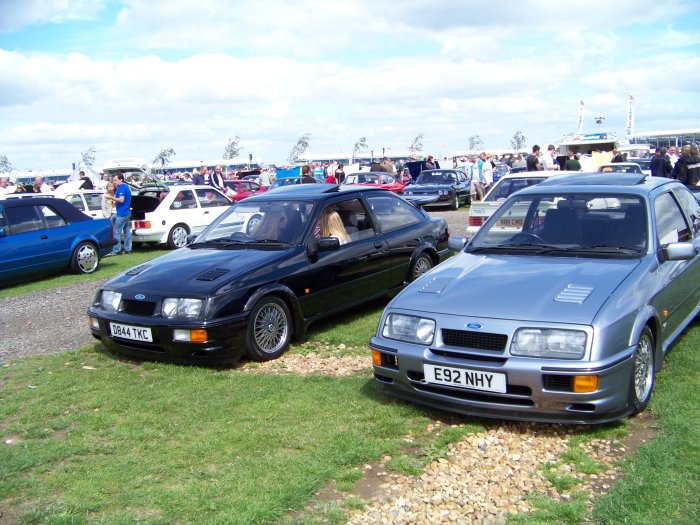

{"left": 125, "top": 264, "right": 151, "bottom": 276}
{"left": 555, "top": 284, "right": 593, "bottom": 304}
{"left": 196, "top": 268, "right": 230, "bottom": 281}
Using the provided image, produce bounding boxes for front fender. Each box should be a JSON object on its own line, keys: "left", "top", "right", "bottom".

{"left": 628, "top": 305, "right": 663, "bottom": 371}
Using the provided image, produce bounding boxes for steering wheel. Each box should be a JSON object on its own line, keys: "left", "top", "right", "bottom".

{"left": 509, "top": 232, "right": 544, "bottom": 244}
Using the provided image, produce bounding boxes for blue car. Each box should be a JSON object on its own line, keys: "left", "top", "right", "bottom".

{"left": 371, "top": 173, "right": 700, "bottom": 424}
{"left": 0, "top": 197, "right": 116, "bottom": 286}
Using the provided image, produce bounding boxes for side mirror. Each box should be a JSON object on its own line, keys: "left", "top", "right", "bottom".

{"left": 317, "top": 237, "right": 340, "bottom": 251}
{"left": 662, "top": 242, "right": 697, "bottom": 262}
{"left": 186, "top": 234, "right": 197, "bottom": 246}
{"left": 448, "top": 237, "right": 467, "bottom": 251}
{"left": 0, "top": 227, "right": 5, "bottom": 238}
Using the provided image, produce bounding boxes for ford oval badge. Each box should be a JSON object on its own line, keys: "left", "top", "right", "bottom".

{"left": 135, "top": 294, "right": 146, "bottom": 300}
{"left": 466, "top": 322, "right": 482, "bottom": 330}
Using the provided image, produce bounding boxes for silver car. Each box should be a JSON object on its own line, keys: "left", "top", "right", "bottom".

{"left": 371, "top": 173, "right": 700, "bottom": 424}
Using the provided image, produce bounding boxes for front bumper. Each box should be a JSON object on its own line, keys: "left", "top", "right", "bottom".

{"left": 370, "top": 335, "right": 636, "bottom": 424}
{"left": 88, "top": 307, "right": 249, "bottom": 365}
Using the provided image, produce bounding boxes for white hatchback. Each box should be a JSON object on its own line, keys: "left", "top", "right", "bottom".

{"left": 467, "top": 172, "right": 566, "bottom": 238}
{"left": 130, "top": 185, "right": 232, "bottom": 248}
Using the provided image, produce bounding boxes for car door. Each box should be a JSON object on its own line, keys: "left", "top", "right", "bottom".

{"left": 194, "top": 188, "right": 232, "bottom": 234}
{"left": 299, "top": 197, "right": 392, "bottom": 317}
{"left": 0, "top": 204, "right": 66, "bottom": 280}
{"left": 651, "top": 190, "right": 700, "bottom": 339}
{"left": 167, "top": 189, "right": 202, "bottom": 233}
{"left": 365, "top": 192, "right": 428, "bottom": 283}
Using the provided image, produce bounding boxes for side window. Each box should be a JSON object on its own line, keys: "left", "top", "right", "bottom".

{"left": 5, "top": 206, "right": 45, "bottom": 234}
{"left": 85, "top": 193, "right": 103, "bottom": 211}
{"left": 39, "top": 205, "right": 66, "bottom": 229}
{"left": 366, "top": 193, "right": 423, "bottom": 233}
{"left": 66, "top": 194, "right": 84, "bottom": 210}
{"left": 196, "top": 189, "right": 230, "bottom": 208}
{"left": 170, "top": 190, "right": 196, "bottom": 210}
{"left": 654, "top": 192, "right": 690, "bottom": 245}
{"left": 673, "top": 186, "right": 700, "bottom": 236}
{"left": 316, "top": 198, "right": 375, "bottom": 243}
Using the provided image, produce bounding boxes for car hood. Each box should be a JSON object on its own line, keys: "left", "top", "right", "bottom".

{"left": 105, "top": 246, "right": 293, "bottom": 294}
{"left": 391, "top": 253, "right": 641, "bottom": 324}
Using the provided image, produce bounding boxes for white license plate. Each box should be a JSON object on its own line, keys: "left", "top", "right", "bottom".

{"left": 424, "top": 364, "right": 506, "bottom": 393}
{"left": 110, "top": 322, "right": 153, "bottom": 342}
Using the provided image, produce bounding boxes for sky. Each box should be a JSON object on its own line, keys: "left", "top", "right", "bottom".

{"left": 1, "top": 0, "right": 699, "bottom": 171}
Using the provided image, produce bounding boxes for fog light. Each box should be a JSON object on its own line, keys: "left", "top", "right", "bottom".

{"left": 371, "top": 350, "right": 382, "bottom": 366}
{"left": 88, "top": 316, "right": 100, "bottom": 330}
{"left": 573, "top": 375, "right": 598, "bottom": 393}
{"left": 173, "top": 329, "right": 208, "bottom": 342}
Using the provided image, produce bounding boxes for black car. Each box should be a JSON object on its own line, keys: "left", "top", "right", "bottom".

{"left": 87, "top": 185, "right": 450, "bottom": 364}
{"left": 402, "top": 169, "right": 471, "bottom": 209}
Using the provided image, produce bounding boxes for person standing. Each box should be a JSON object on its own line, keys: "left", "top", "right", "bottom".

{"left": 650, "top": 147, "right": 673, "bottom": 178}
{"left": 193, "top": 165, "right": 207, "bottom": 185}
{"left": 334, "top": 163, "right": 346, "bottom": 184}
{"left": 564, "top": 151, "right": 582, "bottom": 171}
{"left": 541, "top": 144, "right": 560, "bottom": 170}
{"left": 210, "top": 164, "right": 225, "bottom": 191}
{"left": 0, "top": 176, "right": 9, "bottom": 198}
{"left": 301, "top": 165, "right": 317, "bottom": 184}
{"left": 424, "top": 155, "right": 436, "bottom": 170}
{"left": 101, "top": 181, "right": 117, "bottom": 221}
{"left": 672, "top": 145, "right": 700, "bottom": 186}
{"left": 668, "top": 146, "right": 679, "bottom": 167}
{"left": 526, "top": 145, "right": 542, "bottom": 171}
{"left": 106, "top": 173, "right": 132, "bottom": 255}
{"left": 78, "top": 170, "right": 94, "bottom": 189}
{"left": 610, "top": 149, "right": 624, "bottom": 163}
{"left": 482, "top": 153, "right": 494, "bottom": 192}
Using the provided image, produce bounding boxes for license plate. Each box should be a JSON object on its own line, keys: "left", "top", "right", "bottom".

{"left": 496, "top": 218, "right": 523, "bottom": 227}
{"left": 424, "top": 364, "right": 506, "bottom": 393}
{"left": 110, "top": 322, "right": 153, "bottom": 342}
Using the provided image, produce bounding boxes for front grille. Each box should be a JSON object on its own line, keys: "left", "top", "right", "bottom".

{"left": 121, "top": 300, "right": 156, "bottom": 316}
{"left": 441, "top": 329, "right": 508, "bottom": 352}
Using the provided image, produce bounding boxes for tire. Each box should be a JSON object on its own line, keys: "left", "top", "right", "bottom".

{"left": 629, "top": 326, "right": 655, "bottom": 416}
{"left": 167, "top": 224, "right": 189, "bottom": 249}
{"left": 70, "top": 241, "right": 99, "bottom": 274}
{"left": 246, "top": 296, "right": 292, "bottom": 361}
{"left": 410, "top": 253, "right": 433, "bottom": 282}
{"left": 246, "top": 214, "right": 263, "bottom": 236}
{"left": 451, "top": 195, "right": 460, "bottom": 210}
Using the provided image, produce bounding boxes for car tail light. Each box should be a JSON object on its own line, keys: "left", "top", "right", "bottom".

{"left": 469, "top": 216, "right": 484, "bottom": 226}
{"left": 132, "top": 220, "right": 151, "bottom": 229}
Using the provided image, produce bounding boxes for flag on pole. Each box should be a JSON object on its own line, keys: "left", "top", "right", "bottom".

{"left": 626, "top": 94, "right": 635, "bottom": 137}
{"left": 576, "top": 99, "right": 585, "bottom": 135}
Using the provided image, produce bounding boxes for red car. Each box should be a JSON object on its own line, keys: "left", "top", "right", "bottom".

{"left": 340, "top": 171, "right": 405, "bottom": 194}
{"left": 224, "top": 180, "right": 268, "bottom": 202}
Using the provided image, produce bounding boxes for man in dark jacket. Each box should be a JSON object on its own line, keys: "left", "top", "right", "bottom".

{"left": 650, "top": 147, "right": 673, "bottom": 178}
{"left": 672, "top": 145, "right": 700, "bottom": 186}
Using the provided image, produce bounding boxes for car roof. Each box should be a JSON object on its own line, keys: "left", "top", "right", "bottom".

{"left": 524, "top": 172, "right": 679, "bottom": 193}
{"left": 243, "top": 183, "right": 388, "bottom": 202}
{"left": 495, "top": 171, "right": 563, "bottom": 181}
{"left": 0, "top": 196, "right": 93, "bottom": 222}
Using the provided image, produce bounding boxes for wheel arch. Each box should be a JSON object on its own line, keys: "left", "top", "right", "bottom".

{"left": 243, "top": 283, "right": 304, "bottom": 339}
{"left": 629, "top": 306, "right": 663, "bottom": 372}
{"left": 405, "top": 244, "right": 439, "bottom": 282}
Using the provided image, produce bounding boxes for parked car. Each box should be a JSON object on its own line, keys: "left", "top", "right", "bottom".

{"left": 598, "top": 163, "right": 644, "bottom": 174}
{"left": 130, "top": 185, "right": 233, "bottom": 249}
{"left": 341, "top": 171, "right": 405, "bottom": 194}
{"left": 0, "top": 197, "right": 115, "bottom": 285}
{"left": 370, "top": 173, "right": 700, "bottom": 424}
{"left": 628, "top": 158, "right": 652, "bottom": 176}
{"left": 223, "top": 179, "right": 268, "bottom": 202}
{"left": 493, "top": 163, "right": 511, "bottom": 184}
{"left": 88, "top": 185, "right": 450, "bottom": 365}
{"left": 466, "top": 172, "right": 563, "bottom": 237}
{"left": 402, "top": 169, "right": 471, "bottom": 209}
{"left": 267, "top": 178, "right": 301, "bottom": 191}
{"left": 54, "top": 187, "right": 105, "bottom": 218}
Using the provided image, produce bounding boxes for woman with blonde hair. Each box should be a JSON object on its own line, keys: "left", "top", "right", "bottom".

{"left": 102, "top": 181, "right": 117, "bottom": 222}
{"left": 320, "top": 210, "right": 350, "bottom": 244}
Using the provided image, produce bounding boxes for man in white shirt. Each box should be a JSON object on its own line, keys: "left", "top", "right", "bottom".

{"left": 33, "top": 176, "right": 51, "bottom": 193}
{"left": 541, "top": 144, "right": 560, "bottom": 171}
{"left": 0, "top": 176, "right": 9, "bottom": 198}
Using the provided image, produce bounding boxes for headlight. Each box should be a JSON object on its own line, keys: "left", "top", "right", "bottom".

{"left": 382, "top": 313, "right": 435, "bottom": 345}
{"left": 162, "top": 298, "right": 204, "bottom": 319}
{"left": 510, "top": 328, "right": 586, "bottom": 359}
{"left": 100, "top": 290, "right": 122, "bottom": 311}
{"left": 438, "top": 189, "right": 446, "bottom": 195}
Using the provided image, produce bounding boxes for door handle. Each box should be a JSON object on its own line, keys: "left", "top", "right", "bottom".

{"left": 40, "top": 234, "right": 48, "bottom": 239}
